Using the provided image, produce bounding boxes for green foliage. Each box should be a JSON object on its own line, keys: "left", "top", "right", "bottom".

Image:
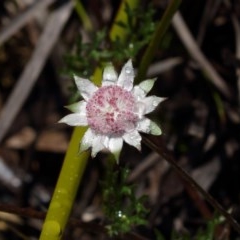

{"left": 154, "top": 229, "right": 166, "bottom": 240}
{"left": 101, "top": 166, "right": 148, "bottom": 237}
{"left": 64, "top": 3, "right": 156, "bottom": 78}
{"left": 193, "top": 216, "right": 221, "bottom": 240}
{"left": 114, "top": 2, "right": 156, "bottom": 58}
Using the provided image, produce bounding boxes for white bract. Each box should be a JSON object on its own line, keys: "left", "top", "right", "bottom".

{"left": 59, "top": 60, "right": 165, "bottom": 161}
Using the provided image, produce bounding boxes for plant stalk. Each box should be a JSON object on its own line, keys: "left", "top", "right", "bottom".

{"left": 136, "top": 0, "right": 181, "bottom": 83}
{"left": 143, "top": 136, "right": 240, "bottom": 235}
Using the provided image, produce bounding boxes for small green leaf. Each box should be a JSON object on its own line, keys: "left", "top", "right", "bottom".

{"left": 65, "top": 101, "right": 82, "bottom": 112}
{"left": 139, "top": 78, "right": 157, "bottom": 94}
{"left": 149, "top": 120, "right": 162, "bottom": 135}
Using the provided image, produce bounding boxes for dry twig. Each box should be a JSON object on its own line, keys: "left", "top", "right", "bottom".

{"left": 0, "top": 2, "right": 73, "bottom": 143}
{"left": 0, "top": 0, "right": 56, "bottom": 45}
{"left": 172, "top": 11, "right": 232, "bottom": 98}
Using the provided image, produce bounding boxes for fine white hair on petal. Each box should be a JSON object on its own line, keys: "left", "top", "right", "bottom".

{"left": 123, "top": 130, "right": 142, "bottom": 151}
{"left": 136, "top": 118, "right": 151, "bottom": 133}
{"left": 58, "top": 113, "right": 88, "bottom": 126}
{"left": 117, "top": 59, "right": 134, "bottom": 91}
{"left": 103, "top": 136, "right": 110, "bottom": 147}
{"left": 65, "top": 100, "right": 87, "bottom": 114}
{"left": 134, "top": 101, "right": 146, "bottom": 118}
{"left": 80, "top": 128, "right": 94, "bottom": 152}
{"left": 141, "top": 96, "right": 164, "bottom": 114}
{"left": 133, "top": 85, "right": 146, "bottom": 100}
{"left": 102, "top": 63, "right": 118, "bottom": 86}
{"left": 91, "top": 135, "right": 106, "bottom": 157}
{"left": 74, "top": 75, "right": 98, "bottom": 100}
{"left": 108, "top": 137, "right": 123, "bottom": 162}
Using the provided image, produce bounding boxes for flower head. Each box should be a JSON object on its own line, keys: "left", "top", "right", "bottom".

{"left": 59, "top": 60, "right": 165, "bottom": 161}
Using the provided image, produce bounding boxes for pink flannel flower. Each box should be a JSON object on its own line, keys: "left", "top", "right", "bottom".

{"left": 59, "top": 60, "right": 165, "bottom": 161}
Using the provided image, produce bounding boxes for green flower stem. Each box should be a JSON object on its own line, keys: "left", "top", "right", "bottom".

{"left": 39, "top": 127, "right": 89, "bottom": 240}
{"left": 74, "top": 0, "right": 93, "bottom": 32}
{"left": 39, "top": 1, "right": 139, "bottom": 239}
{"left": 136, "top": 0, "right": 181, "bottom": 83}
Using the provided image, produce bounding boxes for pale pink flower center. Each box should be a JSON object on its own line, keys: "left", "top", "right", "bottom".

{"left": 86, "top": 85, "right": 138, "bottom": 136}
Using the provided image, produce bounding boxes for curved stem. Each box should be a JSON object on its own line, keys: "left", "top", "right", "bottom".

{"left": 133, "top": 0, "right": 240, "bottom": 233}
{"left": 136, "top": 0, "right": 181, "bottom": 83}
{"left": 143, "top": 136, "right": 240, "bottom": 235}
{"left": 74, "top": 0, "right": 93, "bottom": 32}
